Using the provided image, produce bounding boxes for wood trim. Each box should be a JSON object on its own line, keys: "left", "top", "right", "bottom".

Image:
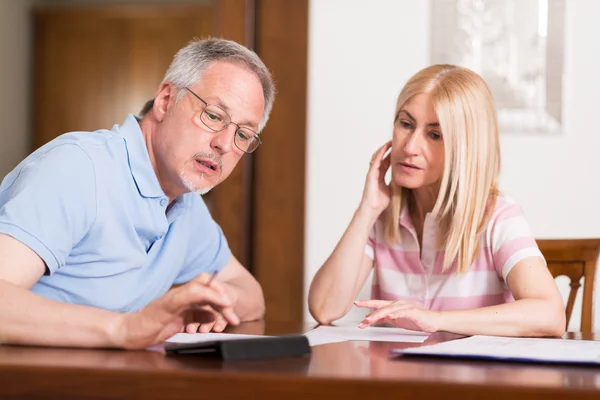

{"left": 538, "top": 238, "right": 600, "bottom": 334}
{"left": 209, "top": 0, "right": 255, "bottom": 268}
{"left": 582, "top": 258, "right": 597, "bottom": 333}
{"left": 253, "top": 0, "right": 309, "bottom": 324}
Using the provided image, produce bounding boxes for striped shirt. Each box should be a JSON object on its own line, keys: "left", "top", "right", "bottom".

{"left": 366, "top": 196, "right": 543, "bottom": 310}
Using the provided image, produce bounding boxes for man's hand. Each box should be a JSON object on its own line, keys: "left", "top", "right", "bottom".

{"left": 113, "top": 273, "right": 240, "bottom": 349}
{"left": 183, "top": 283, "right": 240, "bottom": 333}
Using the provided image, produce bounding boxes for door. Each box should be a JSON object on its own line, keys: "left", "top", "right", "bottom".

{"left": 32, "top": 1, "right": 308, "bottom": 325}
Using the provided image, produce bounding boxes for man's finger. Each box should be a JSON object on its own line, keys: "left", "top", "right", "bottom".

{"left": 185, "top": 323, "right": 201, "bottom": 333}
{"left": 164, "top": 281, "right": 232, "bottom": 317}
{"left": 199, "top": 322, "right": 216, "bottom": 333}
{"left": 190, "top": 273, "right": 227, "bottom": 295}
{"left": 212, "top": 314, "right": 228, "bottom": 332}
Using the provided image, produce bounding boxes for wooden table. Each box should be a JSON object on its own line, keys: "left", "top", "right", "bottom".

{"left": 0, "top": 322, "right": 598, "bottom": 400}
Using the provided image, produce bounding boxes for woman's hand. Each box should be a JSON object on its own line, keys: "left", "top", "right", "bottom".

{"left": 359, "top": 141, "right": 392, "bottom": 216}
{"left": 354, "top": 299, "right": 441, "bottom": 333}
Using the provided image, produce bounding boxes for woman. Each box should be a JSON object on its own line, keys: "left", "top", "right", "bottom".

{"left": 308, "top": 64, "right": 565, "bottom": 337}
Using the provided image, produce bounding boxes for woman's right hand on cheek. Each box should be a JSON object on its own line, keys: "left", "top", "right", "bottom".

{"left": 359, "top": 140, "right": 392, "bottom": 216}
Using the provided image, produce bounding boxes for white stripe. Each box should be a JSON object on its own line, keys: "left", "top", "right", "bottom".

{"left": 501, "top": 248, "right": 545, "bottom": 280}
{"left": 365, "top": 244, "right": 374, "bottom": 260}
{"left": 488, "top": 215, "right": 534, "bottom": 253}
{"left": 376, "top": 268, "right": 506, "bottom": 300}
{"left": 372, "top": 218, "right": 421, "bottom": 252}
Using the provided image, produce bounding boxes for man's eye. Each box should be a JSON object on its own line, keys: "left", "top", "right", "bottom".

{"left": 206, "top": 111, "right": 223, "bottom": 122}
{"left": 236, "top": 130, "right": 250, "bottom": 141}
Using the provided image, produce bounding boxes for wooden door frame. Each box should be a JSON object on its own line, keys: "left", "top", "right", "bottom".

{"left": 214, "top": 0, "right": 308, "bottom": 324}
{"left": 32, "top": 0, "right": 308, "bottom": 325}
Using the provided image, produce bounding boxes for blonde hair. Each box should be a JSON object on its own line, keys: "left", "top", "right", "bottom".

{"left": 384, "top": 64, "right": 500, "bottom": 273}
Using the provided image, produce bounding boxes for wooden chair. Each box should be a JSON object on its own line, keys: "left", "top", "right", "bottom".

{"left": 536, "top": 239, "right": 600, "bottom": 334}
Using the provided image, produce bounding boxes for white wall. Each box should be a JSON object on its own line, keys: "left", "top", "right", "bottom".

{"left": 305, "top": 0, "right": 600, "bottom": 330}
{"left": 0, "top": 0, "right": 36, "bottom": 177}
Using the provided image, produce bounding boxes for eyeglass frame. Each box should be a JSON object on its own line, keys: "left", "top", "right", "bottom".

{"left": 184, "top": 87, "right": 262, "bottom": 154}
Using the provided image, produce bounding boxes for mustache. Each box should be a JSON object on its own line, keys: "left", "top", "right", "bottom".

{"left": 193, "top": 152, "right": 223, "bottom": 171}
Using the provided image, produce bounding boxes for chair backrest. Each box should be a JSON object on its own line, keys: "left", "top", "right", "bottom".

{"left": 536, "top": 239, "right": 600, "bottom": 334}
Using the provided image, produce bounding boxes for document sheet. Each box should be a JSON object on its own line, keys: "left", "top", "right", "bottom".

{"left": 393, "top": 335, "right": 600, "bottom": 365}
{"left": 165, "top": 332, "right": 268, "bottom": 343}
{"left": 305, "top": 324, "right": 429, "bottom": 346}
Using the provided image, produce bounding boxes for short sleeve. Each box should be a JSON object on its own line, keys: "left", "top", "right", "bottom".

{"left": 489, "top": 201, "right": 544, "bottom": 281}
{"left": 0, "top": 144, "right": 97, "bottom": 273}
{"left": 174, "top": 197, "right": 232, "bottom": 284}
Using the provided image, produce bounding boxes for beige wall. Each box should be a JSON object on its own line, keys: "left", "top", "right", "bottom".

{"left": 305, "top": 0, "right": 600, "bottom": 329}
{"left": 0, "top": 0, "right": 37, "bottom": 177}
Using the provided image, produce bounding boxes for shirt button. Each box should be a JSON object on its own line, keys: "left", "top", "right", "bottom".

{"left": 154, "top": 235, "right": 162, "bottom": 241}
{"left": 160, "top": 198, "right": 167, "bottom": 207}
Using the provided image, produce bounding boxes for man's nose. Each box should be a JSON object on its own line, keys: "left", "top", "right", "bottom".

{"left": 210, "top": 124, "right": 237, "bottom": 154}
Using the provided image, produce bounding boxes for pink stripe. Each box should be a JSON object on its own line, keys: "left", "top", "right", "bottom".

{"left": 367, "top": 235, "right": 376, "bottom": 248}
{"left": 372, "top": 287, "right": 513, "bottom": 311}
{"left": 429, "top": 292, "right": 513, "bottom": 311}
{"left": 373, "top": 245, "right": 424, "bottom": 274}
{"left": 429, "top": 247, "right": 496, "bottom": 275}
{"left": 373, "top": 245, "right": 497, "bottom": 276}
{"left": 492, "top": 202, "right": 523, "bottom": 222}
{"left": 494, "top": 237, "right": 539, "bottom": 269}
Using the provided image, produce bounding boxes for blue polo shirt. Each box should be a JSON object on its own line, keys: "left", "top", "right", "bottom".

{"left": 0, "top": 115, "right": 231, "bottom": 312}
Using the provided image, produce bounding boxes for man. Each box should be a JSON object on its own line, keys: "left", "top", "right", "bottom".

{"left": 0, "top": 38, "right": 275, "bottom": 349}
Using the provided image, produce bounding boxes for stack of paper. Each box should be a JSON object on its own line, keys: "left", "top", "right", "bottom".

{"left": 163, "top": 325, "right": 430, "bottom": 348}
{"left": 165, "top": 332, "right": 267, "bottom": 343}
{"left": 393, "top": 335, "right": 600, "bottom": 365}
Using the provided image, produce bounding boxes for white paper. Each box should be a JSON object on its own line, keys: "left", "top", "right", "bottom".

{"left": 394, "top": 335, "right": 600, "bottom": 365}
{"left": 304, "top": 324, "right": 429, "bottom": 346}
{"left": 165, "top": 332, "right": 268, "bottom": 344}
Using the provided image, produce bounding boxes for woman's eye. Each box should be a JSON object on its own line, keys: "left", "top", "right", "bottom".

{"left": 429, "top": 131, "right": 443, "bottom": 140}
{"left": 399, "top": 120, "right": 412, "bottom": 129}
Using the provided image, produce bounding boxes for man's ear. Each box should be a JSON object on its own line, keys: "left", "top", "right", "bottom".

{"left": 153, "top": 82, "right": 177, "bottom": 122}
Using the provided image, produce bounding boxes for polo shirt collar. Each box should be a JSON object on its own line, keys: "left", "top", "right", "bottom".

{"left": 116, "top": 114, "right": 166, "bottom": 199}
{"left": 398, "top": 200, "right": 436, "bottom": 232}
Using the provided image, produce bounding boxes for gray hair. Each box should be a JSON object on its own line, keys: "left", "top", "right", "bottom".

{"left": 139, "top": 37, "right": 275, "bottom": 133}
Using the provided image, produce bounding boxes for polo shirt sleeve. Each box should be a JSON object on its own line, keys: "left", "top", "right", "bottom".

{"left": 489, "top": 201, "right": 544, "bottom": 282}
{"left": 174, "top": 198, "right": 232, "bottom": 284}
{"left": 0, "top": 144, "right": 97, "bottom": 274}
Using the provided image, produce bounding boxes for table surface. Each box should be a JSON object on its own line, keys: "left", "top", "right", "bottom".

{"left": 0, "top": 321, "right": 598, "bottom": 400}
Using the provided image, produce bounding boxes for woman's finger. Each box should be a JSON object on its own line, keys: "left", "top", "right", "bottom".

{"left": 354, "top": 299, "right": 394, "bottom": 309}
{"left": 378, "top": 153, "right": 391, "bottom": 183}
{"left": 359, "top": 303, "right": 415, "bottom": 327}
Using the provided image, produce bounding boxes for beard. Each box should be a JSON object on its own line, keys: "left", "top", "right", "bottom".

{"left": 180, "top": 170, "right": 214, "bottom": 195}
{"left": 180, "top": 152, "right": 223, "bottom": 196}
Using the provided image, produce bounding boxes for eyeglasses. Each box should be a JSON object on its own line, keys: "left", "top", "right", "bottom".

{"left": 185, "top": 87, "right": 262, "bottom": 154}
